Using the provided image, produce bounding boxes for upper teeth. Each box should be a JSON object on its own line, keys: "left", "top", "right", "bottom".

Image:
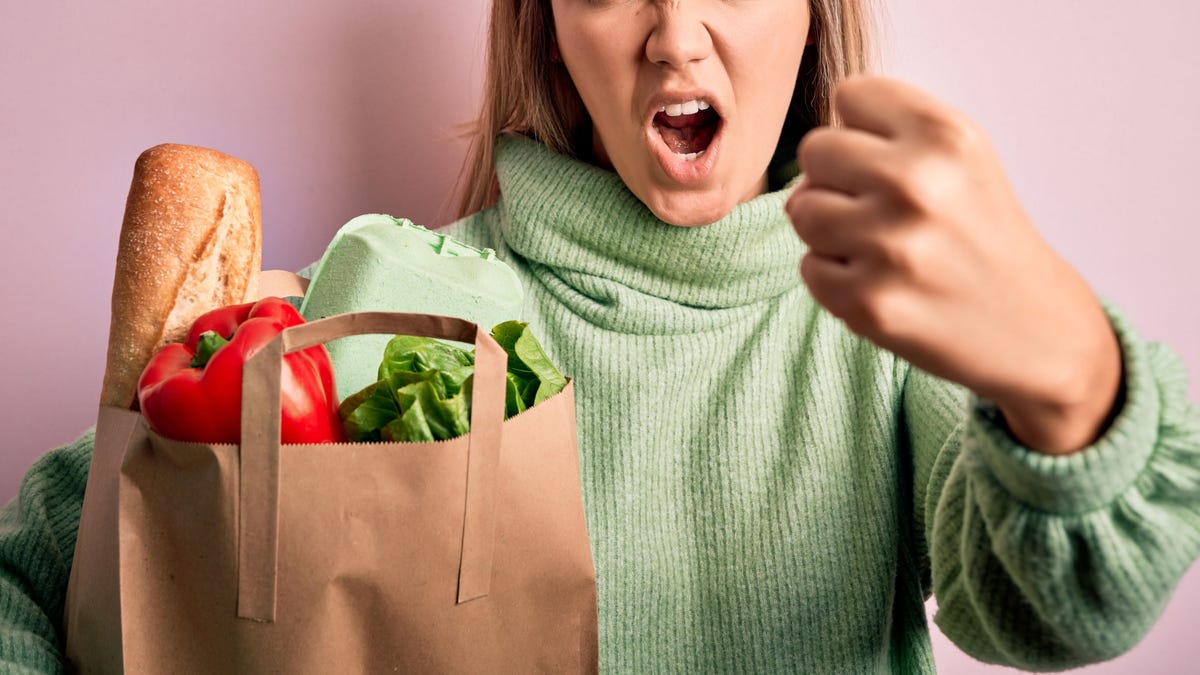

{"left": 659, "top": 99, "right": 711, "bottom": 117}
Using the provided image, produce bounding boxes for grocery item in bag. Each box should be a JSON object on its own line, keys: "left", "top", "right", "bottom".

{"left": 67, "top": 312, "right": 598, "bottom": 673}
{"left": 300, "top": 214, "right": 525, "bottom": 399}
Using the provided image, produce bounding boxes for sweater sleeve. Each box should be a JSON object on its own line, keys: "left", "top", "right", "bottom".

{"left": 903, "top": 302, "right": 1200, "bottom": 671}
{"left": 0, "top": 431, "right": 93, "bottom": 674}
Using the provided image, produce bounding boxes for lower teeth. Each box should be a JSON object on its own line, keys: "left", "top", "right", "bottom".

{"left": 677, "top": 150, "right": 705, "bottom": 162}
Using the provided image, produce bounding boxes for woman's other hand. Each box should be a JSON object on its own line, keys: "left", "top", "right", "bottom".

{"left": 785, "top": 75, "right": 1121, "bottom": 455}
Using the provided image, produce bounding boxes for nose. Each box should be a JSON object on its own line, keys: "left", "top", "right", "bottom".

{"left": 645, "top": 5, "right": 713, "bottom": 68}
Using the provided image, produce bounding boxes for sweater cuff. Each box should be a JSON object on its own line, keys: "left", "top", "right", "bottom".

{"left": 965, "top": 300, "right": 1159, "bottom": 514}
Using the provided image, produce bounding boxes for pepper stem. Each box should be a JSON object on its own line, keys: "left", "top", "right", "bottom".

{"left": 191, "top": 331, "right": 230, "bottom": 368}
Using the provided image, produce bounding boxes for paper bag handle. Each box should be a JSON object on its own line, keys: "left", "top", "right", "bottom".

{"left": 238, "top": 312, "right": 508, "bottom": 621}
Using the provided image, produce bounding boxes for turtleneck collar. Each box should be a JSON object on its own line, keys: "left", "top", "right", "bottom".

{"left": 493, "top": 133, "right": 806, "bottom": 312}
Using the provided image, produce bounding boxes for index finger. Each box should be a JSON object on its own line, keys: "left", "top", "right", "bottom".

{"left": 834, "top": 75, "right": 954, "bottom": 140}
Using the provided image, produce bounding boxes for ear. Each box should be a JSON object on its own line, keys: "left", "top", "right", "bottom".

{"left": 806, "top": 23, "right": 817, "bottom": 46}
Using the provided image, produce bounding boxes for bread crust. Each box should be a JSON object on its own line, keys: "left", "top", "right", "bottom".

{"left": 100, "top": 144, "right": 262, "bottom": 409}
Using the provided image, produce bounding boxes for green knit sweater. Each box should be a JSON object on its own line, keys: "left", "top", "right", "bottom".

{"left": 3, "top": 134, "right": 1199, "bottom": 673}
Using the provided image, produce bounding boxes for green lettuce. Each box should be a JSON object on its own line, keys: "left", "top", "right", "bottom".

{"left": 339, "top": 321, "right": 565, "bottom": 443}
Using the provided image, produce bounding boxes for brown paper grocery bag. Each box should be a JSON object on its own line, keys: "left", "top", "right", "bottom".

{"left": 65, "top": 312, "right": 598, "bottom": 673}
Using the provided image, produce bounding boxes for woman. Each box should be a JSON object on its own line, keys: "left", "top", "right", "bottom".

{"left": 0, "top": 0, "right": 1197, "bottom": 672}
{"left": 441, "top": 0, "right": 1200, "bottom": 671}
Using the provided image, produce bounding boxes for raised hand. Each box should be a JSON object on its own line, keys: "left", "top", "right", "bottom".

{"left": 785, "top": 75, "right": 1122, "bottom": 454}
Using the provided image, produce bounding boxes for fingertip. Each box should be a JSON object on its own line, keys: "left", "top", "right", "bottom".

{"left": 785, "top": 181, "right": 806, "bottom": 219}
{"left": 798, "top": 251, "right": 813, "bottom": 281}
{"left": 797, "top": 251, "right": 824, "bottom": 284}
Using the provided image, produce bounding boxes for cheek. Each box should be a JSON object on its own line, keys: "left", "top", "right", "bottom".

{"left": 554, "top": 18, "right": 633, "bottom": 120}
{"left": 725, "top": 15, "right": 810, "bottom": 139}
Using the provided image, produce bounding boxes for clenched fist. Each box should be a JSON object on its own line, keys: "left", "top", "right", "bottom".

{"left": 786, "top": 75, "right": 1122, "bottom": 455}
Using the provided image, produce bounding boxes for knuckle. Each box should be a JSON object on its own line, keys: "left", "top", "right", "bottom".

{"left": 917, "top": 108, "right": 982, "bottom": 157}
{"left": 909, "top": 105, "right": 949, "bottom": 138}
{"left": 872, "top": 236, "right": 914, "bottom": 274}
{"left": 850, "top": 287, "right": 902, "bottom": 337}
{"left": 873, "top": 227, "right": 935, "bottom": 278}
{"left": 872, "top": 156, "right": 910, "bottom": 196}
{"left": 883, "top": 154, "right": 952, "bottom": 215}
{"left": 936, "top": 118, "right": 980, "bottom": 157}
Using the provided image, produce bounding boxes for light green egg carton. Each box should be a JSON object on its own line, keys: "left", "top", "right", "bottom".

{"left": 300, "top": 214, "right": 524, "bottom": 399}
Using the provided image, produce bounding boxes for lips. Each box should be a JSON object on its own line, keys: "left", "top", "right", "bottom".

{"left": 645, "top": 92, "right": 725, "bottom": 184}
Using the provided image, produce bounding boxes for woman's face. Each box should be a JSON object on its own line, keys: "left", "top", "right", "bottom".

{"left": 551, "top": 0, "right": 812, "bottom": 227}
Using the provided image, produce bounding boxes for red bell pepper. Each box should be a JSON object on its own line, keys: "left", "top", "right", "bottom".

{"left": 137, "top": 297, "right": 345, "bottom": 444}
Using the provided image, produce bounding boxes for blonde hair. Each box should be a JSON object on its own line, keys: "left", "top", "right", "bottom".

{"left": 454, "top": 0, "right": 880, "bottom": 219}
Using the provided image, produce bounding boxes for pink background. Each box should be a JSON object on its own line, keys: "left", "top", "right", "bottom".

{"left": 1, "top": 1, "right": 1196, "bottom": 671}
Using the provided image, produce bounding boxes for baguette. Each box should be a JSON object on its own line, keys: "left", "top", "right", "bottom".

{"left": 100, "top": 143, "right": 262, "bottom": 409}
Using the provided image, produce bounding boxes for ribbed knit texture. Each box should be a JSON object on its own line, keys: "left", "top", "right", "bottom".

{"left": 2, "top": 133, "right": 1198, "bottom": 672}
{"left": 0, "top": 430, "right": 91, "bottom": 674}
{"left": 442, "top": 134, "right": 1200, "bottom": 672}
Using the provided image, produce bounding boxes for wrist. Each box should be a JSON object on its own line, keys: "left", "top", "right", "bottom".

{"left": 995, "top": 322, "right": 1124, "bottom": 455}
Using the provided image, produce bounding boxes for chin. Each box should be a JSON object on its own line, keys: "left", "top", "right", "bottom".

{"left": 641, "top": 188, "right": 737, "bottom": 228}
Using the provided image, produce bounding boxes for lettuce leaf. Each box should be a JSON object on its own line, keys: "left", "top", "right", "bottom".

{"left": 492, "top": 320, "right": 566, "bottom": 411}
{"left": 338, "top": 321, "right": 564, "bottom": 443}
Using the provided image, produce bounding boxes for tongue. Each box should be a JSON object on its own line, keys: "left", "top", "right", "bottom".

{"left": 658, "top": 125, "right": 713, "bottom": 154}
{"left": 654, "top": 110, "right": 719, "bottom": 155}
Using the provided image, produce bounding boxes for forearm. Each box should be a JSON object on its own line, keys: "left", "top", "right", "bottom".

{"left": 924, "top": 309, "right": 1200, "bottom": 669}
{"left": 0, "top": 432, "right": 92, "bottom": 673}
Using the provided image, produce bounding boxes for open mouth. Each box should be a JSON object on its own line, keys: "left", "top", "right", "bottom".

{"left": 652, "top": 100, "right": 721, "bottom": 161}
{"left": 647, "top": 97, "right": 724, "bottom": 184}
